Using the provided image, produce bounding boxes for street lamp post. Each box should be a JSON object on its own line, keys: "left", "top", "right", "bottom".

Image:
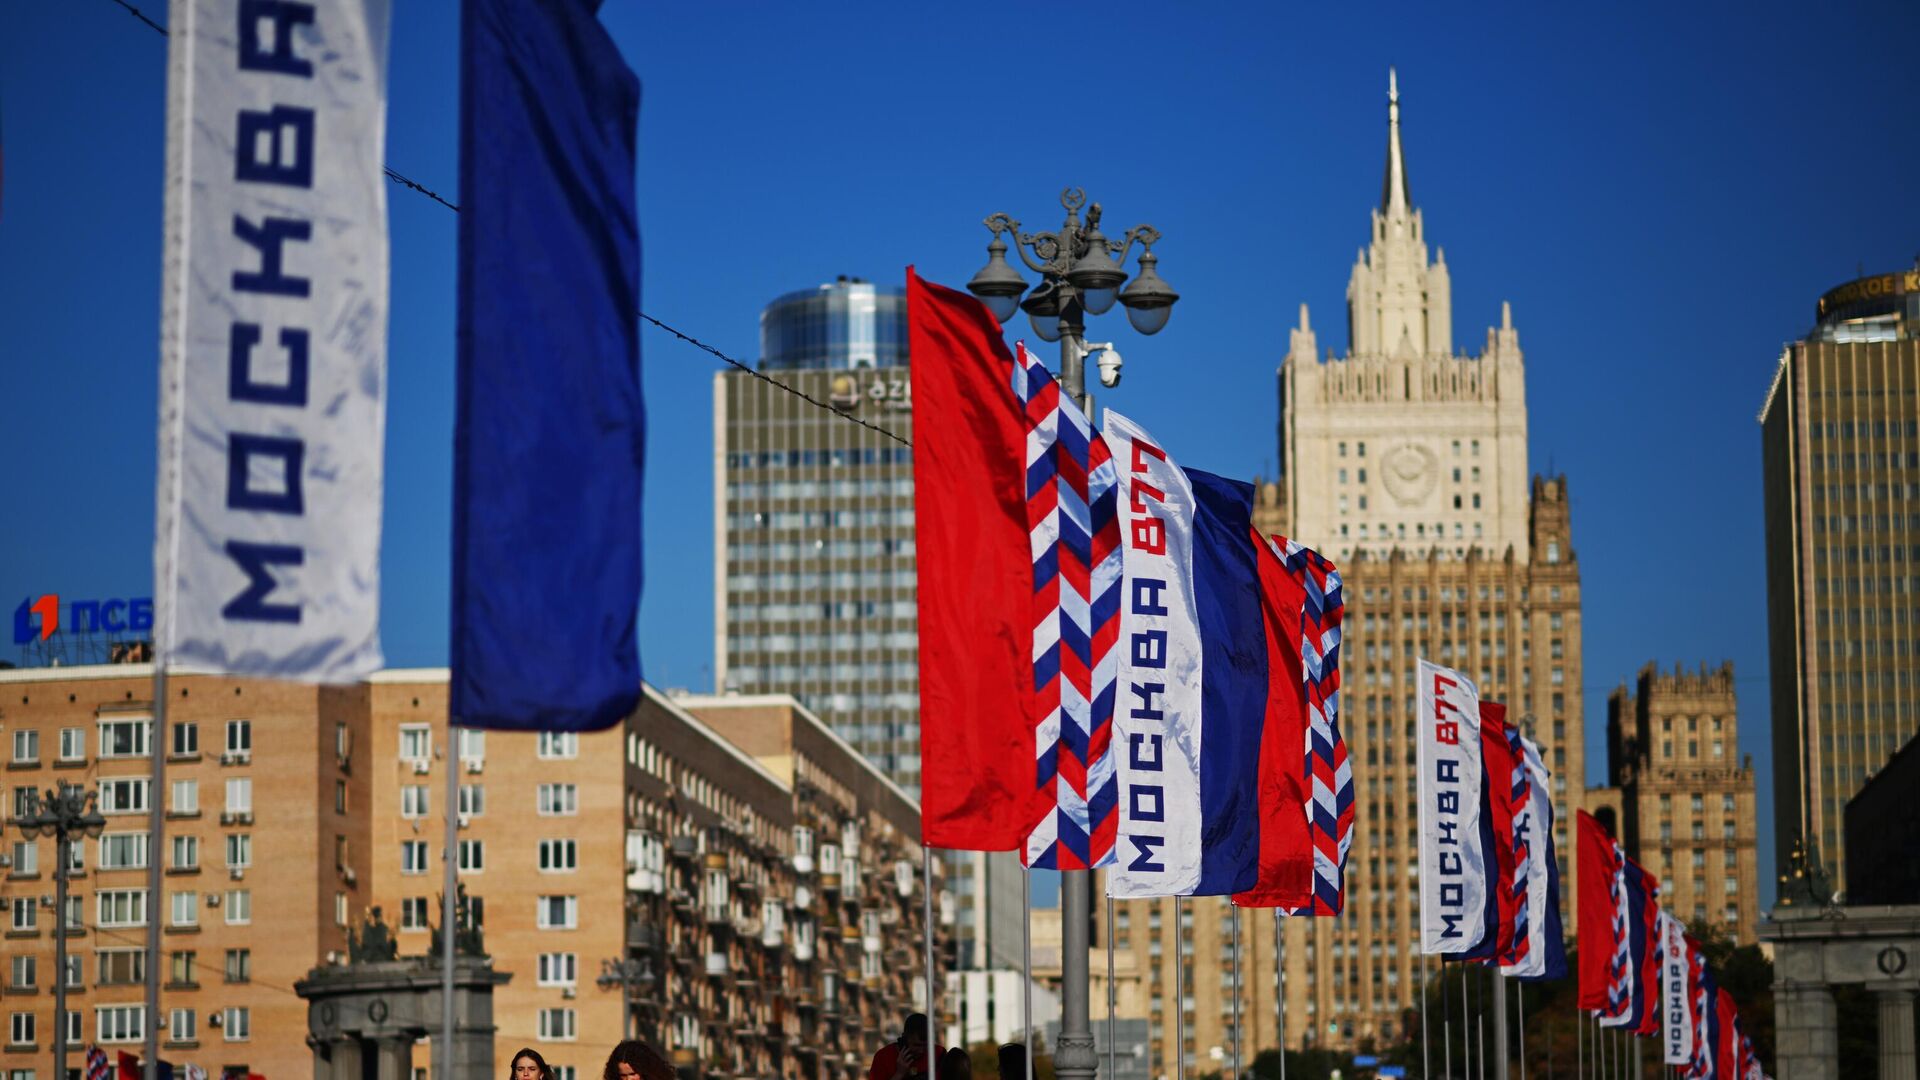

{"left": 598, "top": 956, "right": 655, "bottom": 1041}
{"left": 967, "top": 187, "right": 1178, "bottom": 1080}
{"left": 12, "top": 782, "right": 108, "bottom": 1076}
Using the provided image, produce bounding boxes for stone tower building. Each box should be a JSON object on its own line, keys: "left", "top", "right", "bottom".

{"left": 1606, "top": 662, "right": 1763, "bottom": 944}
{"left": 1098, "top": 72, "right": 1593, "bottom": 1067}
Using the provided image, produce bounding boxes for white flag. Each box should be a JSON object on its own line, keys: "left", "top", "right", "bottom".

{"left": 1416, "top": 658, "right": 1486, "bottom": 953}
{"left": 156, "top": 0, "right": 391, "bottom": 680}
{"left": 1661, "top": 911, "right": 1694, "bottom": 1065}
{"left": 1104, "top": 410, "right": 1205, "bottom": 899}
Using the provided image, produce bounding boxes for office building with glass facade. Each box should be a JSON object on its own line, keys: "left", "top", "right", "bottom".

{"left": 1760, "top": 264, "right": 1920, "bottom": 894}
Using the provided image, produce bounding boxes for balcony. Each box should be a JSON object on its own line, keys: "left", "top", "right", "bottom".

{"left": 627, "top": 924, "right": 665, "bottom": 953}
{"left": 705, "top": 952, "right": 731, "bottom": 979}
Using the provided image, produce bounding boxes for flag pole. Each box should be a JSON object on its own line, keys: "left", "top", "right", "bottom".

{"left": 1493, "top": 972, "right": 1509, "bottom": 1080}
{"left": 1475, "top": 967, "right": 1485, "bottom": 1080}
{"left": 1230, "top": 906, "right": 1241, "bottom": 1080}
{"left": 1106, "top": 892, "right": 1116, "bottom": 1080}
{"left": 1174, "top": 899, "right": 1185, "bottom": 1080}
{"left": 1024, "top": 865, "right": 1034, "bottom": 1080}
{"left": 1516, "top": 980, "right": 1526, "bottom": 1080}
{"left": 924, "top": 848, "right": 937, "bottom": 1048}
{"left": 1276, "top": 911, "right": 1288, "bottom": 1080}
{"left": 1442, "top": 960, "right": 1452, "bottom": 1080}
{"left": 144, "top": 665, "right": 168, "bottom": 1080}
{"left": 1419, "top": 950, "right": 1430, "bottom": 1080}
{"left": 441, "top": 722, "right": 460, "bottom": 1077}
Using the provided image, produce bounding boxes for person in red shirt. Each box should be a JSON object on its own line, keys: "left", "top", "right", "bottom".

{"left": 869, "top": 1013, "right": 944, "bottom": 1080}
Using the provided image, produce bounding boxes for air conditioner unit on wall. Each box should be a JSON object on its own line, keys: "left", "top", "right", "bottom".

{"left": 464, "top": 759, "right": 483, "bottom": 774}
{"left": 413, "top": 760, "right": 431, "bottom": 775}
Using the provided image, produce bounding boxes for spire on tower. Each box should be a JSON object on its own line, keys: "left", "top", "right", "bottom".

{"left": 1381, "top": 67, "right": 1411, "bottom": 216}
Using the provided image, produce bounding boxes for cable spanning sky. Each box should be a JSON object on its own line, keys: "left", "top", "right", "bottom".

{"left": 3, "top": 2, "right": 1917, "bottom": 905}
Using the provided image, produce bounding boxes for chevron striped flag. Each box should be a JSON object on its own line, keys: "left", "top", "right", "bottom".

{"left": 1012, "top": 343, "right": 1122, "bottom": 869}
{"left": 86, "top": 1046, "right": 110, "bottom": 1080}
{"left": 1499, "top": 724, "right": 1534, "bottom": 968}
{"left": 1500, "top": 730, "right": 1567, "bottom": 979}
{"left": 1265, "top": 538, "right": 1352, "bottom": 915}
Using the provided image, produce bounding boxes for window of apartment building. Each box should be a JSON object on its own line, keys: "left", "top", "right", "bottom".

{"left": 9, "top": 840, "right": 37, "bottom": 876}
{"left": 1712, "top": 741, "right": 1724, "bottom": 759}
{"left": 10, "top": 897, "right": 36, "bottom": 932}
{"left": 1723, "top": 877, "right": 1738, "bottom": 896}
{"left": 537, "top": 784, "right": 578, "bottom": 816}
{"left": 60, "top": 954, "right": 80, "bottom": 989}
{"left": 100, "top": 778, "right": 149, "bottom": 815}
{"left": 225, "top": 835, "right": 252, "bottom": 870}
{"left": 538, "top": 952, "right": 577, "bottom": 986}
{"left": 401, "top": 785, "right": 430, "bottom": 818}
{"left": 1691, "top": 795, "right": 1704, "bottom": 814}
{"left": 170, "top": 891, "right": 198, "bottom": 928}
{"left": 1692, "top": 850, "right": 1707, "bottom": 869}
{"left": 96, "top": 1005, "right": 144, "bottom": 1043}
{"left": 1724, "top": 850, "right": 1737, "bottom": 871}
{"left": 399, "top": 725, "right": 432, "bottom": 763}
{"left": 170, "top": 779, "right": 198, "bottom": 815}
{"left": 169, "top": 1007, "right": 196, "bottom": 1043}
{"left": 57, "top": 728, "right": 85, "bottom": 762}
{"left": 458, "top": 729, "right": 485, "bottom": 765}
{"left": 459, "top": 784, "right": 485, "bottom": 817}
{"left": 537, "top": 895, "right": 578, "bottom": 930}
{"left": 170, "top": 950, "right": 197, "bottom": 987}
{"left": 537, "top": 732, "right": 579, "bottom": 759}
{"left": 97, "top": 889, "right": 148, "bottom": 928}
{"left": 8, "top": 957, "right": 34, "bottom": 992}
{"left": 225, "top": 720, "right": 252, "bottom": 758}
{"left": 336, "top": 891, "right": 349, "bottom": 927}
{"left": 224, "top": 889, "right": 251, "bottom": 925}
{"left": 402, "top": 841, "right": 430, "bottom": 875}
{"left": 401, "top": 897, "right": 429, "bottom": 931}
{"left": 222, "top": 1006, "right": 250, "bottom": 1041}
{"left": 100, "top": 833, "right": 149, "bottom": 871}
{"left": 97, "top": 949, "right": 146, "bottom": 986}
{"left": 335, "top": 780, "right": 347, "bottom": 814}
{"left": 537, "top": 1008, "right": 576, "bottom": 1041}
{"left": 539, "top": 839, "right": 578, "bottom": 872}
{"left": 171, "top": 722, "right": 198, "bottom": 757}
{"left": 226, "top": 778, "right": 253, "bottom": 816}
{"left": 224, "top": 948, "right": 251, "bottom": 983}
{"left": 99, "top": 718, "right": 150, "bottom": 758}
{"left": 458, "top": 840, "right": 484, "bottom": 873}
{"left": 10, "top": 730, "right": 39, "bottom": 765}
{"left": 9, "top": 1012, "right": 34, "bottom": 1047}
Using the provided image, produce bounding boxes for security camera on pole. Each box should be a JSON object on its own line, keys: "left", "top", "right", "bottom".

{"left": 965, "top": 187, "right": 1177, "bottom": 1080}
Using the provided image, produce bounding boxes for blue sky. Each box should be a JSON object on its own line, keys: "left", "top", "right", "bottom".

{"left": 4, "top": 1, "right": 1918, "bottom": 906}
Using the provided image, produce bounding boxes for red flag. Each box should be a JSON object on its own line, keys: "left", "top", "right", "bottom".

{"left": 116, "top": 1052, "right": 141, "bottom": 1080}
{"left": 1231, "top": 528, "right": 1313, "bottom": 909}
{"left": 1715, "top": 987, "right": 1742, "bottom": 1078}
{"left": 1576, "top": 810, "right": 1624, "bottom": 1012}
{"left": 909, "top": 269, "right": 1047, "bottom": 851}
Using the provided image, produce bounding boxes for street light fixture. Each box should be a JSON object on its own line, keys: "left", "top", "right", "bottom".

{"left": 967, "top": 187, "right": 1178, "bottom": 398}
{"left": 12, "top": 783, "right": 107, "bottom": 1075}
{"left": 964, "top": 188, "right": 1179, "bottom": 1080}
{"left": 599, "top": 955, "right": 656, "bottom": 1040}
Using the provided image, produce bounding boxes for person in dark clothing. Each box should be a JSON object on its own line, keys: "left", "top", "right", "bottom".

{"left": 998, "top": 1043, "right": 1029, "bottom": 1080}
{"left": 938, "top": 1047, "right": 973, "bottom": 1080}
{"left": 869, "top": 1012, "right": 944, "bottom": 1080}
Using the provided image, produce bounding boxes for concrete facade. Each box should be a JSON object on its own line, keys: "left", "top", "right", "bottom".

{"left": 1760, "top": 904, "right": 1920, "bottom": 1080}
{"left": 1606, "top": 663, "right": 1763, "bottom": 943}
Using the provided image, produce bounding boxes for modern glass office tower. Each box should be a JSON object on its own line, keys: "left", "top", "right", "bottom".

{"left": 1760, "top": 264, "right": 1920, "bottom": 893}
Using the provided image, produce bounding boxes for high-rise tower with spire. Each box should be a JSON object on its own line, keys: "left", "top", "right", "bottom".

{"left": 1276, "top": 69, "right": 1530, "bottom": 564}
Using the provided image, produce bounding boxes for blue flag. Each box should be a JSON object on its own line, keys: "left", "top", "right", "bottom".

{"left": 452, "top": 0, "right": 643, "bottom": 730}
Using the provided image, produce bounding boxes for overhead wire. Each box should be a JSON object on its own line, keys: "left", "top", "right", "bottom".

{"left": 95, "top": 0, "right": 911, "bottom": 448}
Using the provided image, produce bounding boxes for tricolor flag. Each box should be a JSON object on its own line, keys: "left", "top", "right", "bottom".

{"left": 910, "top": 271, "right": 1050, "bottom": 852}
{"left": 1579, "top": 811, "right": 1662, "bottom": 1032}
{"left": 1103, "top": 409, "right": 1270, "bottom": 900}
{"left": 86, "top": 1047, "right": 110, "bottom": 1080}
{"left": 1416, "top": 660, "right": 1488, "bottom": 952}
{"left": 1499, "top": 729, "right": 1567, "bottom": 979}
{"left": 1265, "top": 537, "right": 1351, "bottom": 915}
{"left": 1460, "top": 699, "right": 1518, "bottom": 961}
{"left": 155, "top": 0, "right": 393, "bottom": 680}
{"left": 450, "top": 0, "right": 645, "bottom": 731}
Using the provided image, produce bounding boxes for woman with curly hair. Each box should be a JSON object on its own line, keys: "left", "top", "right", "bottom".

{"left": 602, "top": 1040, "right": 675, "bottom": 1080}
{"left": 509, "top": 1048, "right": 553, "bottom": 1080}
